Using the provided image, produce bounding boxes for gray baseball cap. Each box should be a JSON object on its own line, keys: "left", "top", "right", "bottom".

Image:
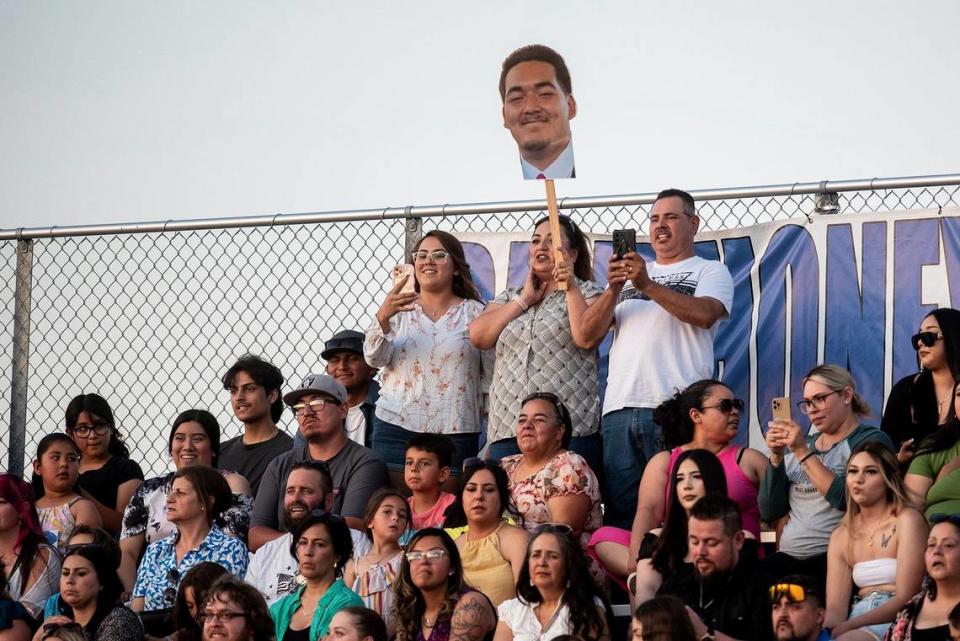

{"left": 282, "top": 373, "right": 347, "bottom": 406}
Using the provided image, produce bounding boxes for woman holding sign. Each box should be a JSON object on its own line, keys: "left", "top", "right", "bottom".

{"left": 469, "top": 214, "right": 603, "bottom": 467}
{"left": 365, "top": 231, "right": 493, "bottom": 475}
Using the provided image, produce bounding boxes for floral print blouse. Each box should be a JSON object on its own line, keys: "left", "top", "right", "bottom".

{"left": 365, "top": 299, "right": 493, "bottom": 434}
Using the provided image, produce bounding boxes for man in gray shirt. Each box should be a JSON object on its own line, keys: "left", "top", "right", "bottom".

{"left": 249, "top": 373, "right": 388, "bottom": 551}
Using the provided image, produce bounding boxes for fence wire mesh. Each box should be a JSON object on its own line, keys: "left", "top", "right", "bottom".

{"left": 3, "top": 182, "right": 959, "bottom": 475}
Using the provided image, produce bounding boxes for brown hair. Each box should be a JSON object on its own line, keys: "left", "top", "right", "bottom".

{"left": 412, "top": 230, "right": 481, "bottom": 301}
{"left": 361, "top": 488, "right": 409, "bottom": 542}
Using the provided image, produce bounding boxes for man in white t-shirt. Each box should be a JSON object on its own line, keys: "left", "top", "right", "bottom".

{"left": 581, "top": 188, "right": 734, "bottom": 529}
{"left": 244, "top": 460, "right": 370, "bottom": 605}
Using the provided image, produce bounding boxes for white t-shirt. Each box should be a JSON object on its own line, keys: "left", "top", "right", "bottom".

{"left": 345, "top": 404, "right": 366, "bottom": 446}
{"left": 497, "top": 596, "right": 604, "bottom": 640}
{"left": 603, "top": 255, "right": 733, "bottom": 414}
{"left": 244, "top": 529, "right": 371, "bottom": 606}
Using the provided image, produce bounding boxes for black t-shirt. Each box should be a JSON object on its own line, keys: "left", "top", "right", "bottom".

{"left": 218, "top": 430, "right": 293, "bottom": 495}
{"left": 78, "top": 455, "right": 144, "bottom": 510}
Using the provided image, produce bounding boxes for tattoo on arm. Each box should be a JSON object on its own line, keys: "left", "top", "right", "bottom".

{"left": 450, "top": 598, "right": 490, "bottom": 641}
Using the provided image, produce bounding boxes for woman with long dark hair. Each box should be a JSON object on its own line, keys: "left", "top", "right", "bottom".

{"left": 392, "top": 528, "right": 496, "bottom": 641}
{"left": 906, "top": 379, "right": 960, "bottom": 521}
{"left": 469, "top": 214, "right": 604, "bottom": 469}
{"left": 366, "top": 230, "right": 493, "bottom": 475}
{"left": 446, "top": 460, "right": 529, "bottom": 607}
{"left": 0, "top": 474, "right": 59, "bottom": 619}
{"left": 882, "top": 308, "right": 960, "bottom": 462}
{"left": 41, "top": 545, "right": 143, "bottom": 641}
{"left": 172, "top": 562, "right": 228, "bottom": 641}
{"left": 493, "top": 524, "right": 609, "bottom": 641}
{"left": 65, "top": 394, "right": 143, "bottom": 535}
{"left": 630, "top": 596, "right": 697, "bottom": 641}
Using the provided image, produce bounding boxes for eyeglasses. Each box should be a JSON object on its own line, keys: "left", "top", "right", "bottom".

{"left": 71, "top": 420, "right": 111, "bottom": 437}
{"left": 769, "top": 583, "right": 812, "bottom": 604}
{"left": 796, "top": 390, "right": 843, "bottom": 414}
{"left": 405, "top": 549, "right": 448, "bottom": 563}
{"left": 199, "top": 611, "right": 246, "bottom": 624}
{"left": 912, "top": 331, "right": 944, "bottom": 350}
{"left": 700, "top": 398, "right": 744, "bottom": 414}
{"left": 290, "top": 398, "right": 339, "bottom": 416}
{"left": 412, "top": 250, "right": 450, "bottom": 263}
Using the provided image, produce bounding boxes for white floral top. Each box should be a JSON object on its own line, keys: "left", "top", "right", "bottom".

{"left": 364, "top": 299, "right": 493, "bottom": 434}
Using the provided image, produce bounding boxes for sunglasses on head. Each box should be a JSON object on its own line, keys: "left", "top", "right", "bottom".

{"left": 912, "top": 331, "right": 943, "bottom": 349}
{"left": 769, "top": 583, "right": 811, "bottom": 604}
{"left": 462, "top": 457, "right": 501, "bottom": 472}
{"left": 533, "top": 522, "right": 573, "bottom": 536}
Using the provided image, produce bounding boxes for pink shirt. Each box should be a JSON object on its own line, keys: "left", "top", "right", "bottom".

{"left": 408, "top": 492, "right": 456, "bottom": 530}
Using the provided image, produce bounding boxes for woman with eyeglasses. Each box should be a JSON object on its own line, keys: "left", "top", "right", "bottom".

{"left": 0, "top": 474, "right": 60, "bottom": 620}
{"left": 884, "top": 514, "right": 960, "bottom": 641}
{"left": 494, "top": 524, "right": 609, "bottom": 641}
{"left": 906, "top": 379, "right": 960, "bottom": 523}
{"left": 589, "top": 379, "right": 766, "bottom": 584}
{"left": 824, "top": 442, "right": 927, "bottom": 640}
{"left": 65, "top": 394, "right": 144, "bottom": 536}
{"left": 469, "top": 214, "right": 604, "bottom": 470}
{"left": 200, "top": 575, "right": 274, "bottom": 641}
{"left": 270, "top": 511, "right": 362, "bottom": 641}
{"left": 36, "top": 545, "right": 143, "bottom": 641}
{"left": 392, "top": 528, "right": 496, "bottom": 641}
{"left": 119, "top": 410, "right": 252, "bottom": 593}
{"left": 132, "top": 466, "right": 248, "bottom": 613}
{"left": 444, "top": 460, "right": 529, "bottom": 607}
{"left": 760, "top": 364, "right": 895, "bottom": 584}
{"left": 365, "top": 230, "right": 493, "bottom": 476}
{"left": 882, "top": 308, "right": 960, "bottom": 464}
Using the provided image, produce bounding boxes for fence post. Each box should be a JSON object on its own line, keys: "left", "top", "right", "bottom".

{"left": 8, "top": 238, "right": 33, "bottom": 477}
{"left": 403, "top": 209, "right": 423, "bottom": 259}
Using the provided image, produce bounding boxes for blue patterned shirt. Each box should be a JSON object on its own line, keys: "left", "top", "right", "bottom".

{"left": 133, "top": 526, "right": 248, "bottom": 611}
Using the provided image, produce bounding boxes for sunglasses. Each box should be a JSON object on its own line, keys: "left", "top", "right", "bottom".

{"left": 533, "top": 522, "right": 574, "bottom": 535}
{"left": 700, "top": 398, "right": 745, "bottom": 414}
{"left": 769, "top": 583, "right": 812, "bottom": 604}
{"left": 462, "top": 457, "right": 501, "bottom": 471}
{"left": 912, "top": 331, "right": 943, "bottom": 349}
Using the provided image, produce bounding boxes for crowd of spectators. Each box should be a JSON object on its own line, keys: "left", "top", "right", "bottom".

{"left": 2, "top": 49, "right": 960, "bottom": 641}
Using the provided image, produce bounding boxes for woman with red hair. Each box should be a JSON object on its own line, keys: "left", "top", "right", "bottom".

{"left": 0, "top": 474, "right": 60, "bottom": 620}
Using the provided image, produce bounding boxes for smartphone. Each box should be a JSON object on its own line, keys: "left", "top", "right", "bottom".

{"left": 771, "top": 397, "right": 792, "bottom": 422}
{"left": 392, "top": 264, "right": 415, "bottom": 294}
{"left": 612, "top": 228, "right": 637, "bottom": 259}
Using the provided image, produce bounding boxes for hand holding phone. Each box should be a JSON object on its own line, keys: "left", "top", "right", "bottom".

{"left": 612, "top": 228, "right": 637, "bottom": 259}
{"left": 392, "top": 264, "right": 415, "bottom": 295}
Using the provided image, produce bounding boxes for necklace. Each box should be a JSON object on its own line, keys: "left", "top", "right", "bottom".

{"left": 421, "top": 614, "right": 438, "bottom": 628}
{"left": 864, "top": 514, "right": 894, "bottom": 548}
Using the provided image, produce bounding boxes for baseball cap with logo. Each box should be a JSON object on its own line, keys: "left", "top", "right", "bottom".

{"left": 282, "top": 373, "right": 348, "bottom": 407}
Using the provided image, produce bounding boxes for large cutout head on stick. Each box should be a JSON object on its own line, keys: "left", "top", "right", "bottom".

{"left": 500, "top": 44, "right": 577, "bottom": 180}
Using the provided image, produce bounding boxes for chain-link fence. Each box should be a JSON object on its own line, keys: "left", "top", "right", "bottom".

{"left": 3, "top": 175, "right": 959, "bottom": 476}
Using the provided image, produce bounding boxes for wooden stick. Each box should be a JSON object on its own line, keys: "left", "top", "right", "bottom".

{"left": 544, "top": 179, "right": 567, "bottom": 291}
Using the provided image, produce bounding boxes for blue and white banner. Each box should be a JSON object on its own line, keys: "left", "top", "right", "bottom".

{"left": 457, "top": 207, "right": 958, "bottom": 449}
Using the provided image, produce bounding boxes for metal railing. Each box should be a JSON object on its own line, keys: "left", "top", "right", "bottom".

{"left": 3, "top": 173, "right": 959, "bottom": 477}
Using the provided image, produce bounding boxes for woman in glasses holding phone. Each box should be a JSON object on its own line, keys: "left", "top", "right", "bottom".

{"left": 392, "top": 528, "right": 496, "bottom": 641}
{"left": 200, "top": 575, "right": 273, "bottom": 641}
{"left": 365, "top": 230, "right": 493, "bottom": 476}
{"left": 590, "top": 379, "right": 766, "bottom": 585}
{"left": 470, "top": 214, "right": 604, "bottom": 471}
{"left": 905, "top": 379, "right": 960, "bottom": 522}
{"left": 37, "top": 545, "right": 143, "bottom": 641}
{"left": 270, "top": 512, "right": 361, "bottom": 641}
{"left": 132, "top": 466, "right": 247, "bottom": 613}
{"left": 760, "top": 364, "right": 894, "bottom": 584}
{"left": 882, "top": 308, "right": 960, "bottom": 464}
{"left": 65, "top": 394, "right": 143, "bottom": 536}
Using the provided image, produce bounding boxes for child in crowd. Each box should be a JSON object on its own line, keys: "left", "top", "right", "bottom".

{"left": 403, "top": 434, "right": 456, "bottom": 529}
{"left": 33, "top": 434, "right": 101, "bottom": 552}
{"left": 343, "top": 489, "right": 409, "bottom": 637}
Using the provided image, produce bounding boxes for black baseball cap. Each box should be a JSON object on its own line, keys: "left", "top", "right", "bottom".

{"left": 321, "top": 330, "right": 365, "bottom": 361}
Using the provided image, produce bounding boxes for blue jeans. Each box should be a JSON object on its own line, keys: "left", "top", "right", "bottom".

{"left": 486, "top": 434, "right": 601, "bottom": 473}
{"left": 601, "top": 407, "right": 664, "bottom": 529}
{"left": 372, "top": 417, "right": 479, "bottom": 473}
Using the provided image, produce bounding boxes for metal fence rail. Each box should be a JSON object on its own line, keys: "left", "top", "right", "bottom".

{"left": 4, "top": 173, "right": 959, "bottom": 476}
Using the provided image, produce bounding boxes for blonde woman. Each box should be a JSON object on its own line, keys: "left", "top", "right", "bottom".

{"left": 824, "top": 441, "right": 927, "bottom": 640}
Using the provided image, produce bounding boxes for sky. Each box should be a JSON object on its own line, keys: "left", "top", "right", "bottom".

{"left": 0, "top": 1, "right": 958, "bottom": 230}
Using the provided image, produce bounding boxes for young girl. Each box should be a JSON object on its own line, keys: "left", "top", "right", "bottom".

{"left": 32, "top": 434, "right": 101, "bottom": 553}
{"left": 342, "top": 489, "right": 409, "bottom": 636}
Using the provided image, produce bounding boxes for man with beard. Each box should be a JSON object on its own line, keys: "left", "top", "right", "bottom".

{"left": 658, "top": 495, "right": 773, "bottom": 641}
{"left": 244, "top": 460, "right": 370, "bottom": 605}
{"left": 769, "top": 576, "right": 830, "bottom": 641}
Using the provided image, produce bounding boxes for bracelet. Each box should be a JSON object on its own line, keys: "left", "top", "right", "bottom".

{"left": 799, "top": 450, "right": 816, "bottom": 464}
{"left": 514, "top": 297, "right": 529, "bottom": 312}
